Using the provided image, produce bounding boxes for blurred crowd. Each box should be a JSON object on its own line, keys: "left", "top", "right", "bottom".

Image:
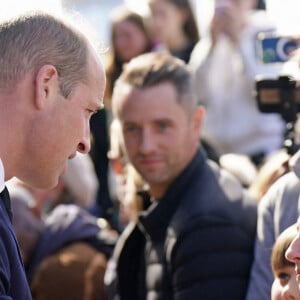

{"left": 4, "top": 0, "right": 300, "bottom": 299}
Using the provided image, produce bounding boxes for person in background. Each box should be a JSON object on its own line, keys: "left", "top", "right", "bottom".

{"left": 104, "top": 52, "right": 257, "bottom": 300}
{"left": 147, "top": 0, "right": 222, "bottom": 163}
{"left": 104, "top": 6, "right": 154, "bottom": 105}
{"left": 246, "top": 149, "right": 300, "bottom": 300}
{"left": 286, "top": 217, "right": 300, "bottom": 293}
{"left": 60, "top": 153, "right": 99, "bottom": 209}
{"left": 147, "top": 0, "right": 200, "bottom": 63}
{"left": 7, "top": 178, "right": 63, "bottom": 265}
{"left": 90, "top": 6, "right": 154, "bottom": 223}
{"left": 271, "top": 224, "right": 300, "bottom": 300}
{"left": 189, "top": 0, "right": 284, "bottom": 166}
{"left": 28, "top": 204, "right": 114, "bottom": 300}
{"left": 0, "top": 11, "right": 105, "bottom": 299}
{"left": 31, "top": 242, "right": 108, "bottom": 300}
{"left": 248, "top": 149, "right": 290, "bottom": 201}
{"left": 8, "top": 177, "right": 116, "bottom": 299}
{"left": 7, "top": 157, "right": 111, "bottom": 267}
{"left": 241, "top": 46, "right": 300, "bottom": 299}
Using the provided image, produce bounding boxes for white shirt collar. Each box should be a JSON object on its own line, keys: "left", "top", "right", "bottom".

{"left": 0, "top": 158, "right": 5, "bottom": 192}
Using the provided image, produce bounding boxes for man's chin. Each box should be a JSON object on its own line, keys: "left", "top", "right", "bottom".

{"left": 38, "top": 180, "right": 59, "bottom": 190}
{"left": 22, "top": 176, "right": 60, "bottom": 190}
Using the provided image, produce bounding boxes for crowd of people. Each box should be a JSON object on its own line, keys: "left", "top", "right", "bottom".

{"left": 2, "top": 0, "right": 300, "bottom": 299}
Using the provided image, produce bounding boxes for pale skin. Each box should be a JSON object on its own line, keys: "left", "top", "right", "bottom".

{"left": 271, "top": 265, "right": 300, "bottom": 300}
{"left": 116, "top": 82, "right": 204, "bottom": 199}
{"left": 0, "top": 47, "right": 105, "bottom": 189}
{"left": 148, "top": 0, "right": 189, "bottom": 52}
{"left": 286, "top": 217, "right": 300, "bottom": 291}
{"left": 113, "top": 19, "right": 149, "bottom": 62}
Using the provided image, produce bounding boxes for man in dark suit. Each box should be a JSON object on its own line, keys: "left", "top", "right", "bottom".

{"left": 0, "top": 12, "right": 106, "bottom": 299}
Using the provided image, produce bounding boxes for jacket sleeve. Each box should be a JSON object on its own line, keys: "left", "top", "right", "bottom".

{"left": 167, "top": 215, "right": 255, "bottom": 300}
{"left": 0, "top": 224, "right": 13, "bottom": 300}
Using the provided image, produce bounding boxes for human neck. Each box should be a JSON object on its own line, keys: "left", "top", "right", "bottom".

{"left": 149, "top": 187, "right": 164, "bottom": 201}
{"left": 0, "top": 93, "right": 27, "bottom": 181}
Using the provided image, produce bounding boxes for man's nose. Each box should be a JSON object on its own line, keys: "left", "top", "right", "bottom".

{"left": 77, "top": 131, "right": 91, "bottom": 154}
{"left": 139, "top": 129, "right": 155, "bottom": 154}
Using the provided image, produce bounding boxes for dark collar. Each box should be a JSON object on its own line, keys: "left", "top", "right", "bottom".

{"left": 138, "top": 148, "right": 206, "bottom": 239}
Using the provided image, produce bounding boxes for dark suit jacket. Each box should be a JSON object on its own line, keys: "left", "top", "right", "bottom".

{"left": 0, "top": 193, "right": 32, "bottom": 299}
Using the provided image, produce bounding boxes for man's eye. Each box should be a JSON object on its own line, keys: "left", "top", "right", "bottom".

{"left": 157, "top": 122, "right": 169, "bottom": 131}
{"left": 159, "top": 123, "right": 167, "bottom": 129}
{"left": 124, "top": 124, "right": 138, "bottom": 133}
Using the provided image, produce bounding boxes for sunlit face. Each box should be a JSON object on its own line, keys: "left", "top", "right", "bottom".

{"left": 271, "top": 265, "right": 300, "bottom": 300}
{"left": 113, "top": 19, "right": 149, "bottom": 62}
{"left": 286, "top": 217, "right": 300, "bottom": 288}
{"left": 148, "top": 0, "right": 186, "bottom": 45}
{"left": 117, "top": 82, "right": 203, "bottom": 198}
{"left": 23, "top": 50, "right": 105, "bottom": 189}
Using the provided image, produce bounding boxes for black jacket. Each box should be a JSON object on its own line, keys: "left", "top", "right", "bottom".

{"left": 105, "top": 148, "right": 257, "bottom": 300}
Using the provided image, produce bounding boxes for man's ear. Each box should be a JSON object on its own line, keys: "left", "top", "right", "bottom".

{"left": 34, "top": 65, "right": 59, "bottom": 110}
{"left": 192, "top": 106, "right": 205, "bottom": 134}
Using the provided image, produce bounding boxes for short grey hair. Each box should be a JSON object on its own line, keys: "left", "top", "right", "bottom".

{"left": 0, "top": 11, "right": 90, "bottom": 97}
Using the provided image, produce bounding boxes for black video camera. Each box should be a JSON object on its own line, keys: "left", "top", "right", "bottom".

{"left": 256, "top": 75, "right": 300, "bottom": 154}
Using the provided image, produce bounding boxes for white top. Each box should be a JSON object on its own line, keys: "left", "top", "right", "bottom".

{"left": 0, "top": 158, "right": 5, "bottom": 192}
{"left": 189, "top": 10, "right": 285, "bottom": 156}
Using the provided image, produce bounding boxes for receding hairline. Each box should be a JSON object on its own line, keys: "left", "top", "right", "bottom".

{"left": 0, "top": 10, "right": 106, "bottom": 95}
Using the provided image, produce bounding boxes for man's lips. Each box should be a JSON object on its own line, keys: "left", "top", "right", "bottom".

{"left": 139, "top": 157, "right": 163, "bottom": 168}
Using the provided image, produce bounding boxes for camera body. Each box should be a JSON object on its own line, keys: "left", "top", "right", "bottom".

{"left": 256, "top": 75, "right": 300, "bottom": 153}
{"left": 257, "top": 33, "right": 300, "bottom": 64}
{"left": 256, "top": 75, "right": 300, "bottom": 117}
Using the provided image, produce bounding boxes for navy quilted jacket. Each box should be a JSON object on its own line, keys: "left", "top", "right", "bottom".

{"left": 105, "top": 148, "right": 257, "bottom": 300}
